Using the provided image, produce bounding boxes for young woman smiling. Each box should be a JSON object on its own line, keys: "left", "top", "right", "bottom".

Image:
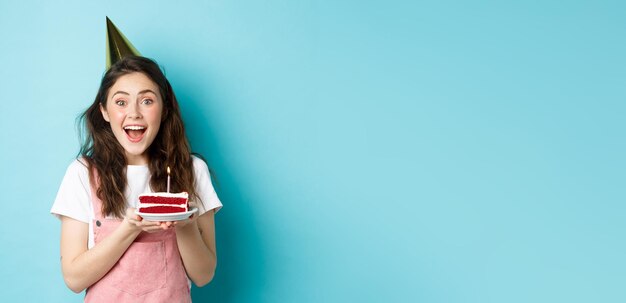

{"left": 51, "top": 56, "right": 222, "bottom": 302}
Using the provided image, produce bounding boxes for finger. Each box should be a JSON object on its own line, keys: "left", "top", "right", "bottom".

{"left": 160, "top": 222, "right": 175, "bottom": 229}
{"left": 140, "top": 220, "right": 161, "bottom": 227}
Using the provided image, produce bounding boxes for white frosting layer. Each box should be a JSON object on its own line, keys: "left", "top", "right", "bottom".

{"left": 138, "top": 192, "right": 189, "bottom": 199}
{"left": 138, "top": 203, "right": 186, "bottom": 208}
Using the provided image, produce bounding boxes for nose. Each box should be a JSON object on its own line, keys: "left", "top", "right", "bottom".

{"left": 127, "top": 102, "right": 143, "bottom": 119}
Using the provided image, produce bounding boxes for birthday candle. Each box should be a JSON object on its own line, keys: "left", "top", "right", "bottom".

{"left": 167, "top": 166, "right": 171, "bottom": 193}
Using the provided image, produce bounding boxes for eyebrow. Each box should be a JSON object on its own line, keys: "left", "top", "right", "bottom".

{"left": 111, "top": 89, "right": 158, "bottom": 98}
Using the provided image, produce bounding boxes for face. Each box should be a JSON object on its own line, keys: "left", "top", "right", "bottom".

{"left": 100, "top": 72, "right": 163, "bottom": 165}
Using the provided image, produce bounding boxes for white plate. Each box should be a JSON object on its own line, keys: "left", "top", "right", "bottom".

{"left": 136, "top": 207, "right": 198, "bottom": 222}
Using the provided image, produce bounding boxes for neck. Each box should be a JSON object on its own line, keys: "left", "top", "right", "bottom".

{"left": 126, "top": 153, "right": 148, "bottom": 165}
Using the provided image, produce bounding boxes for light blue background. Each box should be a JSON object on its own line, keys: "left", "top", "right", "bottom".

{"left": 0, "top": 0, "right": 624, "bottom": 302}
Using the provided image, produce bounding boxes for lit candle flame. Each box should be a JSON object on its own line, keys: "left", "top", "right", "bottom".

{"left": 167, "top": 166, "right": 171, "bottom": 175}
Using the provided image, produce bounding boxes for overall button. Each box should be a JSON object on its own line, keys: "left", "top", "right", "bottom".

{"left": 96, "top": 220, "right": 101, "bottom": 227}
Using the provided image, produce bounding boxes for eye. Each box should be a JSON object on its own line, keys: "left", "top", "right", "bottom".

{"left": 115, "top": 100, "right": 127, "bottom": 106}
{"left": 142, "top": 98, "right": 154, "bottom": 105}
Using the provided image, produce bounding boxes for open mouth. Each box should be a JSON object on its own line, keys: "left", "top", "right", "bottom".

{"left": 123, "top": 125, "right": 146, "bottom": 143}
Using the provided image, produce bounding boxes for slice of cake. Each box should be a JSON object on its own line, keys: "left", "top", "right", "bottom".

{"left": 138, "top": 192, "right": 189, "bottom": 214}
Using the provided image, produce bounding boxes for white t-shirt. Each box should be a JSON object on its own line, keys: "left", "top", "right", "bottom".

{"left": 51, "top": 156, "right": 223, "bottom": 248}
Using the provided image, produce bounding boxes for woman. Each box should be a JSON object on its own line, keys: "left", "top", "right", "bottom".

{"left": 51, "top": 56, "right": 222, "bottom": 302}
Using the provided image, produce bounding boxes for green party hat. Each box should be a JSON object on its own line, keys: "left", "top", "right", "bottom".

{"left": 105, "top": 17, "right": 141, "bottom": 69}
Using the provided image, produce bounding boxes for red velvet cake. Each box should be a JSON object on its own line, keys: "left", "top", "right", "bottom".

{"left": 138, "top": 192, "right": 188, "bottom": 213}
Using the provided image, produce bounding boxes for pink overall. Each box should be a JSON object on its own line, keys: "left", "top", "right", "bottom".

{"left": 84, "top": 181, "right": 191, "bottom": 303}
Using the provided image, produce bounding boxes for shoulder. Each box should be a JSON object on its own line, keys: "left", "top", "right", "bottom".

{"left": 63, "top": 158, "right": 90, "bottom": 180}
{"left": 191, "top": 155, "right": 217, "bottom": 188}
{"left": 192, "top": 155, "right": 209, "bottom": 174}
{"left": 63, "top": 158, "right": 91, "bottom": 187}
{"left": 58, "top": 158, "right": 92, "bottom": 192}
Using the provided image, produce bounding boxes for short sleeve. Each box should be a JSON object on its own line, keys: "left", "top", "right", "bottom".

{"left": 50, "top": 159, "right": 92, "bottom": 223}
{"left": 192, "top": 156, "right": 223, "bottom": 215}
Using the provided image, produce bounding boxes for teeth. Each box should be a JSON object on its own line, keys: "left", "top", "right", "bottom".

{"left": 124, "top": 126, "right": 146, "bottom": 130}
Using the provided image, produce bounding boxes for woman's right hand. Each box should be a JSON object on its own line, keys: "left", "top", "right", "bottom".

{"left": 124, "top": 208, "right": 174, "bottom": 232}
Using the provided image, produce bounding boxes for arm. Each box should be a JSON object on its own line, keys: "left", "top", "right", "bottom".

{"left": 175, "top": 209, "right": 218, "bottom": 287}
{"left": 59, "top": 209, "right": 167, "bottom": 293}
{"left": 60, "top": 216, "right": 140, "bottom": 293}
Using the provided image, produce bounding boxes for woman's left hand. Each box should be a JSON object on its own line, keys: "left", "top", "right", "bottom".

{"left": 174, "top": 201, "right": 199, "bottom": 229}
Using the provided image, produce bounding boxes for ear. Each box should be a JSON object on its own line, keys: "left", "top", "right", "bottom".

{"left": 100, "top": 104, "right": 110, "bottom": 122}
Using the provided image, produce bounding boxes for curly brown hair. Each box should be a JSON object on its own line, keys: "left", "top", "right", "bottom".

{"left": 78, "top": 56, "right": 200, "bottom": 218}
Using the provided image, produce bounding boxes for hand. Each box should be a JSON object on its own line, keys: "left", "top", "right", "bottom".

{"left": 124, "top": 208, "right": 175, "bottom": 232}
{"left": 174, "top": 201, "right": 199, "bottom": 229}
